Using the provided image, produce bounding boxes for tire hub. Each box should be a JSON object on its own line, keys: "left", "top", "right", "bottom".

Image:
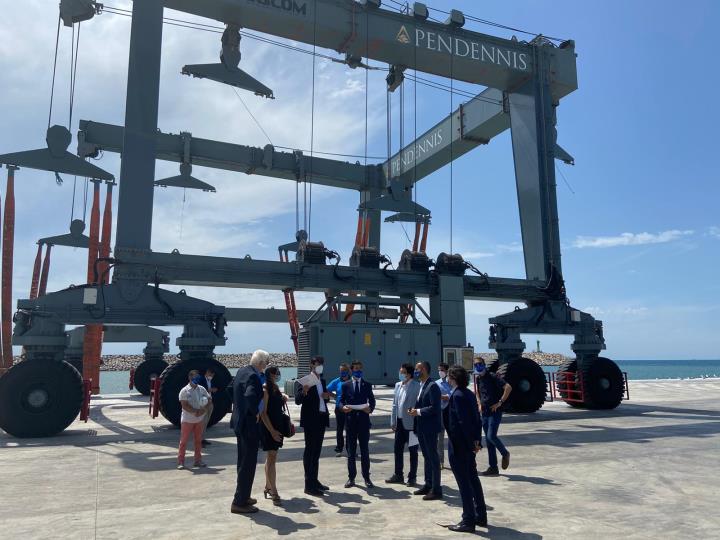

{"left": 599, "top": 377, "right": 610, "bottom": 390}
{"left": 23, "top": 386, "right": 51, "bottom": 412}
{"left": 518, "top": 378, "right": 531, "bottom": 392}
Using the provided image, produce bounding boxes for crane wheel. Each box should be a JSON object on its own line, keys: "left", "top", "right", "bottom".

{"left": 133, "top": 357, "right": 169, "bottom": 396}
{"left": 580, "top": 356, "right": 624, "bottom": 410}
{"left": 65, "top": 357, "right": 83, "bottom": 375}
{"left": 158, "top": 358, "right": 232, "bottom": 428}
{"left": 556, "top": 359, "right": 584, "bottom": 408}
{"left": 0, "top": 359, "right": 84, "bottom": 438}
{"left": 496, "top": 357, "right": 546, "bottom": 413}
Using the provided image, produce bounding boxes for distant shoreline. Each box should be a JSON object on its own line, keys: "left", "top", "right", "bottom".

{"left": 11, "top": 352, "right": 572, "bottom": 371}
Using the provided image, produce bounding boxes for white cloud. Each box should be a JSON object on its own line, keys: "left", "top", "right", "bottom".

{"left": 709, "top": 226, "right": 720, "bottom": 239}
{"left": 462, "top": 251, "right": 495, "bottom": 259}
{"left": 572, "top": 229, "right": 694, "bottom": 249}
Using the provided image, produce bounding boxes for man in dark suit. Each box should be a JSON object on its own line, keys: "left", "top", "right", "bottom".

{"left": 409, "top": 360, "right": 443, "bottom": 500}
{"left": 230, "top": 349, "right": 268, "bottom": 514}
{"left": 340, "top": 360, "right": 376, "bottom": 488}
{"left": 445, "top": 365, "right": 487, "bottom": 533}
{"left": 198, "top": 367, "right": 219, "bottom": 447}
{"left": 295, "top": 356, "right": 331, "bottom": 496}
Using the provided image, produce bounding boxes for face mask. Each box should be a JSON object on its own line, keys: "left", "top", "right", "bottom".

{"left": 438, "top": 371, "right": 447, "bottom": 379}
{"left": 314, "top": 365, "right": 324, "bottom": 375}
{"left": 259, "top": 374, "right": 266, "bottom": 385}
{"left": 474, "top": 364, "right": 486, "bottom": 375}
{"left": 191, "top": 376, "right": 203, "bottom": 385}
{"left": 206, "top": 375, "right": 213, "bottom": 380}
{"left": 413, "top": 370, "right": 421, "bottom": 379}
{"left": 340, "top": 371, "right": 349, "bottom": 379}
{"left": 399, "top": 372, "right": 406, "bottom": 381}
{"left": 352, "top": 370, "right": 363, "bottom": 379}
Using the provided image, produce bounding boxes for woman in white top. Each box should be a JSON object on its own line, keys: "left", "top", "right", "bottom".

{"left": 177, "top": 369, "right": 211, "bottom": 469}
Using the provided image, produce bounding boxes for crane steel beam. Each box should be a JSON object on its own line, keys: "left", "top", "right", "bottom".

{"left": 78, "top": 120, "right": 381, "bottom": 191}
{"left": 161, "top": 0, "right": 577, "bottom": 101}
{"left": 383, "top": 87, "right": 507, "bottom": 185}
{"left": 112, "top": 248, "right": 549, "bottom": 303}
{"left": 224, "top": 307, "right": 315, "bottom": 322}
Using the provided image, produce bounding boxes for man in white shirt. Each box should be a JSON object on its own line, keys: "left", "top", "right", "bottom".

{"left": 177, "top": 369, "right": 210, "bottom": 469}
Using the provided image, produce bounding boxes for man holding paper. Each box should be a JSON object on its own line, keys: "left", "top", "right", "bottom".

{"left": 294, "top": 356, "right": 331, "bottom": 496}
{"left": 340, "top": 360, "right": 376, "bottom": 488}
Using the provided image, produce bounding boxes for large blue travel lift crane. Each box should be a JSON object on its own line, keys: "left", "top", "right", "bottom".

{"left": 0, "top": 0, "right": 624, "bottom": 438}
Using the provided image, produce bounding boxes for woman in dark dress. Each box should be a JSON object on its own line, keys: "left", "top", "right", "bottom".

{"left": 260, "top": 365, "right": 285, "bottom": 505}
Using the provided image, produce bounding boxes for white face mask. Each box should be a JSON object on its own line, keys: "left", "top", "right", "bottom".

{"left": 314, "top": 364, "right": 324, "bottom": 375}
{"left": 438, "top": 371, "right": 447, "bottom": 379}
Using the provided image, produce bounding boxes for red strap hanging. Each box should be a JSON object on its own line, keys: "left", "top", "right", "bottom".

{"left": 38, "top": 244, "right": 52, "bottom": 297}
{"left": 1, "top": 167, "right": 16, "bottom": 372}
{"left": 82, "top": 181, "right": 102, "bottom": 394}
{"left": 29, "top": 243, "right": 42, "bottom": 300}
{"left": 419, "top": 220, "right": 429, "bottom": 253}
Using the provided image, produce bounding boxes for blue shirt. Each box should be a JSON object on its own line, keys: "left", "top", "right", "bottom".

{"left": 327, "top": 376, "right": 348, "bottom": 409}
{"left": 436, "top": 377, "right": 452, "bottom": 410}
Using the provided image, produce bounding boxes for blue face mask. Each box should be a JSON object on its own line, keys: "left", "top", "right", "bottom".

{"left": 413, "top": 370, "right": 421, "bottom": 379}
{"left": 474, "top": 364, "right": 486, "bottom": 374}
{"left": 259, "top": 374, "right": 266, "bottom": 385}
{"left": 399, "top": 372, "right": 406, "bottom": 381}
{"left": 191, "top": 376, "right": 203, "bottom": 385}
{"left": 340, "top": 371, "right": 349, "bottom": 379}
{"left": 352, "top": 370, "right": 363, "bottom": 379}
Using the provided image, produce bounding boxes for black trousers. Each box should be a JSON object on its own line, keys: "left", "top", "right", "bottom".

{"left": 334, "top": 407, "right": 346, "bottom": 451}
{"left": 418, "top": 430, "right": 442, "bottom": 495}
{"left": 346, "top": 413, "right": 371, "bottom": 480}
{"left": 393, "top": 423, "right": 419, "bottom": 480}
{"left": 303, "top": 424, "right": 326, "bottom": 489}
{"left": 449, "top": 439, "right": 487, "bottom": 525}
{"left": 233, "top": 419, "right": 259, "bottom": 505}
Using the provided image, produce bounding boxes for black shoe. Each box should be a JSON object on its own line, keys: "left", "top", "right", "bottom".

{"left": 333, "top": 447, "right": 341, "bottom": 453}
{"left": 304, "top": 488, "right": 324, "bottom": 497}
{"left": 406, "top": 477, "right": 417, "bottom": 487}
{"left": 476, "top": 517, "right": 488, "bottom": 527}
{"left": 448, "top": 522, "right": 475, "bottom": 533}
{"left": 344, "top": 479, "right": 356, "bottom": 488}
{"left": 385, "top": 474, "right": 404, "bottom": 484}
{"left": 364, "top": 478, "right": 374, "bottom": 488}
{"left": 413, "top": 487, "right": 430, "bottom": 496}
{"left": 481, "top": 467, "right": 500, "bottom": 476}
{"left": 422, "top": 492, "right": 443, "bottom": 501}
{"left": 317, "top": 483, "right": 330, "bottom": 491}
{"left": 201, "top": 439, "right": 211, "bottom": 447}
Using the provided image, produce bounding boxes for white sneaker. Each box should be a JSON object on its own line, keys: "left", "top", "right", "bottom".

{"left": 177, "top": 463, "right": 185, "bottom": 470}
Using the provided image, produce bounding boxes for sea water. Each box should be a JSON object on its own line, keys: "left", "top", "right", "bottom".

{"left": 97, "top": 360, "right": 720, "bottom": 395}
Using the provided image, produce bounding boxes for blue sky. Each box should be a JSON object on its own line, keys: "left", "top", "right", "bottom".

{"left": 0, "top": 0, "right": 718, "bottom": 359}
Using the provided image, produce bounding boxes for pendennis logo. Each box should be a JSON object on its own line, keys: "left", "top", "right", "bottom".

{"left": 396, "top": 25, "right": 411, "bottom": 44}
{"left": 247, "top": 0, "right": 307, "bottom": 17}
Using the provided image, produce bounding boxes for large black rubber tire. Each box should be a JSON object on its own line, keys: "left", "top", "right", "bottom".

{"left": 0, "top": 359, "right": 84, "bottom": 438}
{"left": 580, "top": 356, "right": 624, "bottom": 410}
{"left": 556, "top": 359, "right": 583, "bottom": 408}
{"left": 158, "top": 358, "right": 232, "bottom": 428}
{"left": 496, "top": 357, "right": 546, "bottom": 413}
{"left": 133, "top": 357, "right": 169, "bottom": 396}
{"left": 65, "top": 357, "right": 83, "bottom": 375}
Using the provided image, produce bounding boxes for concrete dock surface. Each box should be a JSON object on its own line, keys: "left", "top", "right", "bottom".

{"left": 1, "top": 379, "right": 719, "bottom": 539}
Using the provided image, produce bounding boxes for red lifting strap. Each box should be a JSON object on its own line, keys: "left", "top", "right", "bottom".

{"left": 412, "top": 221, "right": 421, "bottom": 252}
{"left": 29, "top": 243, "right": 42, "bottom": 300}
{"left": 1, "top": 167, "right": 16, "bottom": 371}
{"left": 82, "top": 181, "right": 102, "bottom": 394}
{"left": 38, "top": 244, "right": 52, "bottom": 297}
{"left": 98, "top": 184, "right": 113, "bottom": 283}
{"left": 419, "top": 221, "right": 429, "bottom": 253}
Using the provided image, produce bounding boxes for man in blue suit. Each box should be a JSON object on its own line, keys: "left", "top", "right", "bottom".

{"left": 444, "top": 365, "right": 487, "bottom": 533}
{"left": 340, "top": 360, "right": 376, "bottom": 488}
{"left": 409, "top": 360, "right": 443, "bottom": 500}
{"left": 230, "top": 349, "right": 268, "bottom": 514}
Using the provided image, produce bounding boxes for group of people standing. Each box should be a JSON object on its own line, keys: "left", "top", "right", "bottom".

{"left": 179, "top": 349, "right": 513, "bottom": 534}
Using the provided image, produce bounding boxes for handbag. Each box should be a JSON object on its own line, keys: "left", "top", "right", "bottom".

{"left": 280, "top": 400, "right": 296, "bottom": 438}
